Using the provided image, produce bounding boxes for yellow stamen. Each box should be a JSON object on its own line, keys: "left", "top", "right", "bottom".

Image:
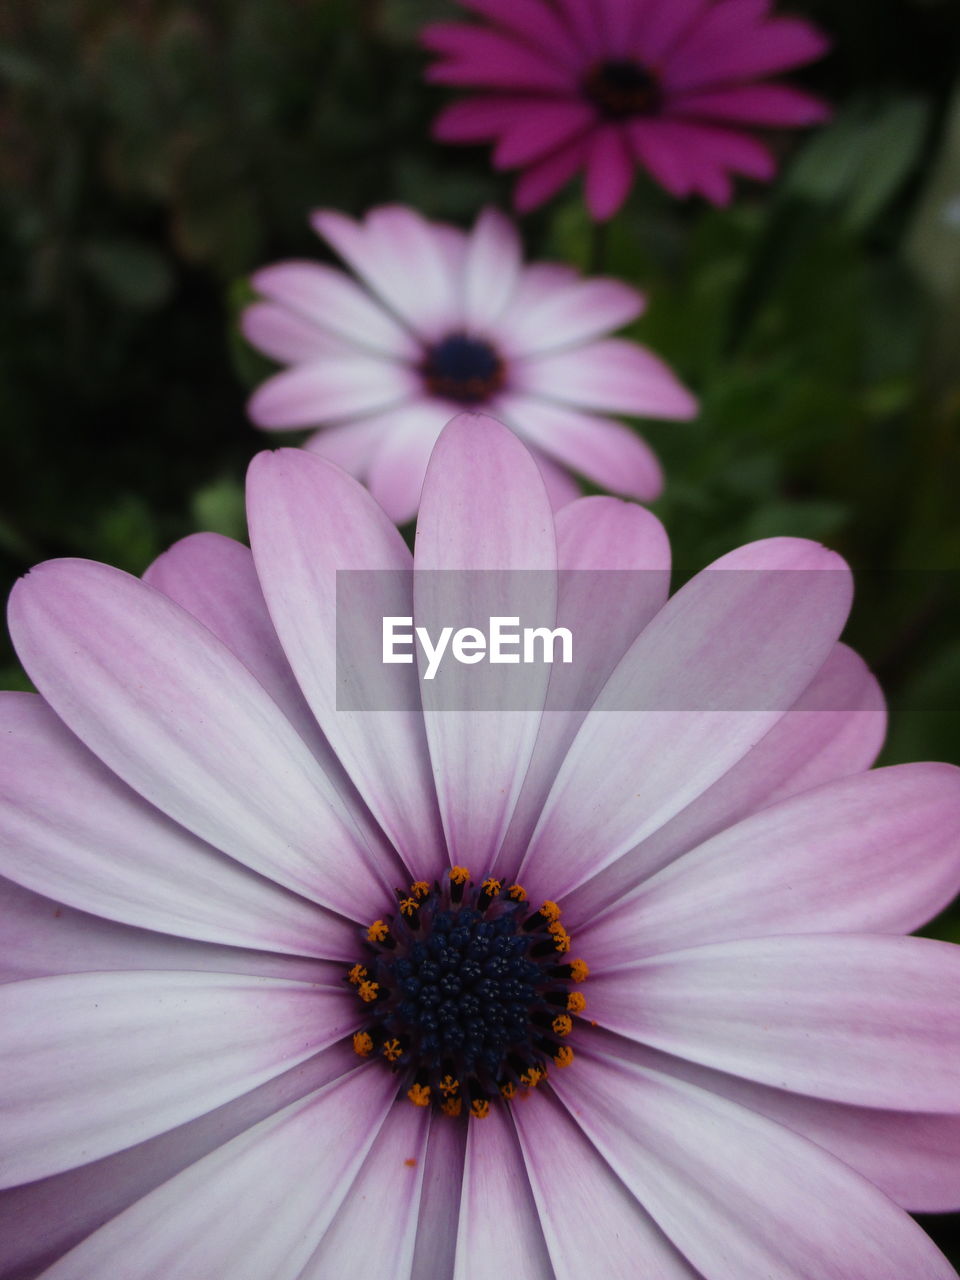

{"left": 519, "top": 1067, "right": 542, "bottom": 1089}
{"left": 471, "top": 1099, "right": 490, "bottom": 1119}
{"left": 352, "top": 1031, "right": 373, "bottom": 1057}
{"left": 567, "top": 991, "right": 587, "bottom": 1014}
{"left": 500, "top": 1080, "right": 517, "bottom": 1101}
{"left": 552, "top": 1013, "right": 573, "bottom": 1037}
{"left": 550, "top": 925, "right": 571, "bottom": 954}
{"left": 439, "top": 1074, "right": 460, "bottom": 1097}
{"left": 399, "top": 896, "right": 419, "bottom": 917}
{"left": 449, "top": 866, "right": 471, "bottom": 885}
{"left": 553, "top": 1045, "right": 575, "bottom": 1069}
{"left": 507, "top": 883, "right": 527, "bottom": 901}
{"left": 569, "top": 958, "right": 590, "bottom": 982}
{"left": 481, "top": 877, "right": 502, "bottom": 896}
{"left": 540, "top": 900, "right": 562, "bottom": 923}
{"left": 347, "top": 964, "right": 368, "bottom": 985}
{"left": 367, "top": 920, "right": 389, "bottom": 943}
{"left": 410, "top": 880, "right": 430, "bottom": 899}
{"left": 358, "top": 980, "right": 380, "bottom": 1003}
{"left": 382, "top": 1038, "right": 403, "bottom": 1063}
{"left": 441, "top": 1095, "right": 463, "bottom": 1117}
{"left": 407, "top": 1083, "right": 431, "bottom": 1108}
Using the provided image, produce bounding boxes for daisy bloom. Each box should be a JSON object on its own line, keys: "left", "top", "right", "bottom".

{"left": 242, "top": 204, "right": 697, "bottom": 523}
{"left": 423, "top": 0, "right": 832, "bottom": 218}
{"left": 3, "top": 414, "right": 960, "bottom": 1278}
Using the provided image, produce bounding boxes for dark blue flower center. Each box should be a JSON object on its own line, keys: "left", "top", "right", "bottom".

{"left": 420, "top": 334, "right": 506, "bottom": 404}
{"left": 584, "top": 59, "right": 662, "bottom": 119}
{"left": 348, "top": 871, "right": 588, "bottom": 1118}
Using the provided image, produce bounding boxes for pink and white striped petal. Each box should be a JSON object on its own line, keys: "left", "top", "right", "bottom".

{"left": 8, "top": 560, "right": 398, "bottom": 920}
{"left": 40, "top": 1066, "right": 397, "bottom": 1280}
{"left": 513, "top": 338, "right": 698, "bottom": 419}
{"left": 366, "top": 402, "right": 459, "bottom": 524}
{"left": 494, "top": 276, "right": 645, "bottom": 359}
{"left": 303, "top": 417, "right": 389, "bottom": 478}
{"left": 579, "top": 764, "right": 960, "bottom": 966}
{"left": 550, "top": 1045, "right": 956, "bottom": 1279}
{"left": 587, "top": 934, "right": 960, "bottom": 1111}
{"left": 248, "top": 356, "right": 419, "bottom": 429}
{"left": 461, "top": 206, "right": 524, "bottom": 330}
{"left": 240, "top": 301, "right": 352, "bottom": 364}
{"left": 0, "top": 970, "right": 355, "bottom": 1188}
{"left": 414, "top": 414, "right": 557, "bottom": 865}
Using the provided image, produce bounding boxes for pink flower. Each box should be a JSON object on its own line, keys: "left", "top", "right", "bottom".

{"left": 3, "top": 414, "right": 960, "bottom": 1277}
{"left": 242, "top": 205, "right": 697, "bottom": 522}
{"left": 424, "top": 0, "right": 832, "bottom": 218}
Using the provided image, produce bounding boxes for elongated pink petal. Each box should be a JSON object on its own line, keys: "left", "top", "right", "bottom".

{"left": 550, "top": 1045, "right": 956, "bottom": 1279}
{"left": 673, "top": 82, "right": 831, "bottom": 127}
{"left": 492, "top": 100, "right": 596, "bottom": 169}
{"left": 299, "top": 1105, "right": 431, "bottom": 1277}
{"left": 513, "top": 136, "right": 588, "bottom": 212}
{"left": 520, "top": 539, "right": 852, "bottom": 899}
{"left": 433, "top": 96, "right": 533, "bottom": 143}
{"left": 581, "top": 764, "right": 960, "bottom": 967}
{"left": 513, "top": 1089, "right": 701, "bottom": 1278}
{"left": 462, "top": 207, "right": 523, "bottom": 330}
{"left": 495, "top": 276, "right": 645, "bottom": 359}
{"left": 0, "top": 971, "right": 355, "bottom": 1188}
{"left": 311, "top": 206, "right": 461, "bottom": 341}
{"left": 414, "top": 414, "right": 557, "bottom": 865}
{"left": 454, "top": 0, "right": 584, "bottom": 66}
{"left": 496, "top": 497, "right": 670, "bottom": 875}
{"left": 423, "top": 23, "right": 576, "bottom": 92}
{"left": 554, "top": 0, "right": 604, "bottom": 54}
{"left": 632, "top": 0, "right": 713, "bottom": 63}
{"left": 584, "top": 124, "right": 636, "bottom": 219}
{"left": 628, "top": 119, "right": 699, "bottom": 198}
{"left": 496, "top": 396, "right": 664, "bottom": 499}
{"left": 569, "top": 642, "right": 886, "bottom": 924}
{"left": 0, "top": 873, "right": 338, "bottom": 984}
{"left": 0, "top": 691, "right": 352, "bottom": 959}
{"left": 513, "top": 337, "right": 698, "bottom": 419}
{"left": 602, "top": 1029, "right": 960, "bottom": 1215}
{"left": 250, "top": 261, "right": 418, "bottom": 359}
{"left": 667, "top": 15, "right": 831, "bottom": 92}
{"left": 246, "top": 449, "right": 444, "bottom": 876}
{"left": 588, "top": 935, "right": 960, "bottom": 1111}
{"left": 8, "top": 560, "right": 398, "bottom": 919}
{"left": 241, "top": 301, "right": 351, "bottom": 364}
{"left": 247, "top": 357, "right": 418, "bottom": 429}
{"left": 411, "top": 1115, "right": 468, "bottom": 1280}
{"left": 41, "top": 1067, "right": 396, "bottom": 1280}
{"left": 453, "top": 1106, "right": 551, "bottom": 1279}
{"left": 302, "top": 417, "right": 390, "bottom": 478}
{"left": 532, "top": 448, "right": 583, "bottom": 509}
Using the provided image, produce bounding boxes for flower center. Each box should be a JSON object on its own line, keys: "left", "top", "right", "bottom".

{"left": 420, "top": 334, "right": 506, "bottom": 405}
{"left": 348, "top": 868, "right": 588, "bottom": 1118}
{"left": 583, "top": 59, "right": 662, "bottom": 119}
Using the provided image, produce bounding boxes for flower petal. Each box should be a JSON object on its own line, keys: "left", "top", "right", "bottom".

{"left": 580, "top": 764, "right": 960, "bottom": 966}
{"left": 495, "top": 276, "right": 645, "bottom": 359}
{"left": 241, "top": 301, "right": 351, "bottom": 364}
{"left": 513, "top": 337, "right": 698, "bottom": 419}
{"left": 462, "top": 207, "right": 523, "bottom": 330}
{"left": 41, "top": 1066, "right": 397, "bottom": 1280}
{"left": 302, "top": 417, "right": 390, "bottom": 479}
{"left": 454, "top": 1105, "right": 552, "bottom": 1280}
{"left": 414, "top": 414, "right": 557, "bottom": 865}
{"left": 667, "top": 14, "right": 830, "bottom": 93}
{"left": 250, "top": 260, "right": 419, "bottom": 358}
{"left": 513, "top": 1089, "right": 700, "bottom": 1279}
{"left": 568, "top": 641, "right": 886, "bottom": 924}
{"left": 411, "top": 1113, "right": 468, "bottom": 1280}
{"left": 422, "top": 22, "right": 575, "bottom": 92}
{"left": 673, "top": 82, "right": 831, "bottom": 127}
{"left": 588, "top": 934, "right": 960, "bottom": 1111}
{"left": 632, "top": 0, "right": 712, "bottom": 63}
{"left": 513, "top": 136, "right": 589, "bottom": 213}
{"left": 247, "top": 357, "right": 419, "bottom": 429}
{"left": 0, "top": 691, "right": 353, "bottom": 959}
{"left": 520, "top": 538, "right": 852, "bottom": 899}
{"left": 0, "top": 970, "right": 355, "bottom": 1187}
{"left": 453, "top": 0, "right": 584, "bottom": 66}
{"left": 8, "top": 559, "right": 397, "bottom": 920}
{"left": 366, "top": 402, "right": 458, "bottom": 524}
{"left": 311, "top": 206, "right": 462, "bottom": 341}
{"left": 584, "top": 124, "right": 636, "bottom": 220}
{"left": 550, "top": 1042, "right": 956, "bottom": 1280}
{"left": 492, "top": 100, "right": 596, "bottom": 169}
{"left": 495, "top": 396, "right": 664, "bottom": 499}
{"left": 246, "top": 448, "right": 445, "bottom": 875}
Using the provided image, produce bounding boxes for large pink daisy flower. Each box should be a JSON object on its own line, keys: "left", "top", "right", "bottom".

{"left": 243, "top": 205, "right": 696, "bottom": 522}
{"left": 3, "top": 415, "right": 960, "bottom": 1277}
{"left": 424, "top": 0, "right": 831, "bottom": 218}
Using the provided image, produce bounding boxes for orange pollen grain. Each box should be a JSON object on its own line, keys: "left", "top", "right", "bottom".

{"left": 570, "top": 958, "right": 590, "bottom": 982}
{"left": 552, "top": 1014, "right": 573, "bottom": 1037}
{"left": 471, "top": 1099, "right": 491, "bottom": 1119}
{"left": 449, "top": 866, "right": 471, "bottom": 885}
{"left": 567, "top": 991, "right": 587, "bottom": 1013}
{"left": 507, "top": 883, "right": 527, "bottom": 901}
{"left": 352, "top": 1031, "right": 373, "bottom": 1057}
{"left": 382, "top": 1038, "right": 403, "bottom": 1063}
{"left": 358, "top": 980, "right": 380, "bottom": 1003}
{"left": 367, "top": 920, "right": 389, "bottom": 943}
{"left": 407, "top": 1084, "right": 431, "bottom": 1107}
{"left": 554, "top": 1046, "right": 575, "bottom": 1069}
{"left": 347, "top": 964, "right": 367, "bottom": 985}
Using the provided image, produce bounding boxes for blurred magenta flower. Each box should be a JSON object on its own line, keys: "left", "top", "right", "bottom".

{"left": 243, "top": 205, "right": 696, "bottom": 522}
{"left": 3, "top": 415, "right": 960, "bottom": 1276}
{"left": 423, "top": 0, "right": 831, "bottom": 218}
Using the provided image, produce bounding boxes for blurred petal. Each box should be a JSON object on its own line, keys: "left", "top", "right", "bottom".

{"left": 462, "top": 207, "right": 523, "bottom": 330}
{"left": 248, "top": 357, "right": 418, "bottom": 429}
{"left": 584, "top": 124, "right": 635, "bottom": 220}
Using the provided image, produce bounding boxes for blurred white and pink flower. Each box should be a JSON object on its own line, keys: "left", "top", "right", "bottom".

{"left": 2, "top": 415, "right": 960, "bottom": 1277}
{"left": 242, "top": 205, "right": 697, "bottom": 523}
{"left": 423, "top": 0, "right": 831, "bottom": 219}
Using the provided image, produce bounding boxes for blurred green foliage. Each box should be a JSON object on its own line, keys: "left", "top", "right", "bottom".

{"left": 1, "top": 0, "right": 960, "bottom": 1249}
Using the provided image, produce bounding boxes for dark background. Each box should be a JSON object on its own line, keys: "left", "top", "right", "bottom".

{"left": 1, "top": 0, "right": 959, "bottom": 1258}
